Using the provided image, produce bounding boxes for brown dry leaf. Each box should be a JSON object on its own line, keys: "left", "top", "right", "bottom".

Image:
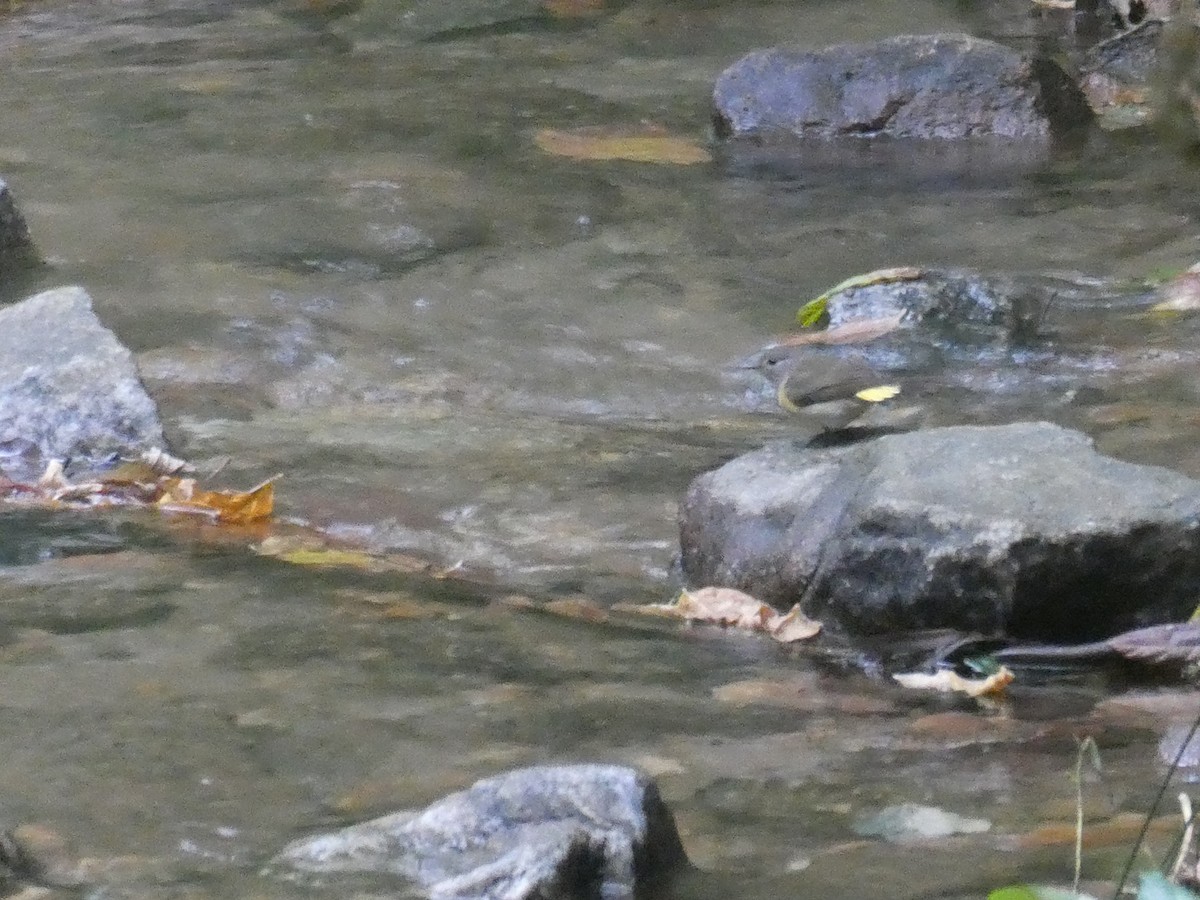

{"left": 629, "top": 587, "right": 821, "bottom": 643}
{"left": 771, "top": 604, "right": 823, "bottom": 641}
{"left": 892, "top": 666, "right": 1014, "bottom": 698}
{"left": 775, "top": 313, "right": 905, "bottom": 347}
{"left": 542, "top": 0, "right": 605, "bottom": 17}
{"left": 534, "top": 126, "right": 711, "bottom": 165}
{"left": 544, "top": 597, "right": 609, "bottom": 624}
{"left": 158, "top": 476, "right": 275, "bottom": 524}
{"left": 255, "top": 534, "right": 436, "bottom": 575}
{"left": 1002, "top": 811, "right": 1177, "bottom": 851}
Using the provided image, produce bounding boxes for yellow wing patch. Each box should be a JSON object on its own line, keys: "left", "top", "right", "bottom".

{"left": 854, "top": 385, "right": 901, "bottom": 403}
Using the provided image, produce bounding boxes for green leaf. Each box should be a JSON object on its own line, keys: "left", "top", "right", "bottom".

{"left": 796, "top": 295, "right": 829, "bottom": 327}
{"left": 795, "top": 266, "right": 924, "bottom": 326}
{"left": 1139, "top": 871, "right": 1200, "bottom": 900}
{"left": 988, "top": 886, "right": 1096, "bottom": 900}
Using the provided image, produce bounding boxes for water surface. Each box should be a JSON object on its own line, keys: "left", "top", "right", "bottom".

{"left": 0, "top": 1, "right": 1198, "bottom": 896}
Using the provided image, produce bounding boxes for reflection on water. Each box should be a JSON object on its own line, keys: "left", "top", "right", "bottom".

{"left": 0, "top": 0, "right": 1198, "bottom": 896}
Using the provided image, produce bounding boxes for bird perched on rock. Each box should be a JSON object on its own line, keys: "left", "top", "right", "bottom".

{"left": 741, "top": 344, "right": 909, "bottom": 432}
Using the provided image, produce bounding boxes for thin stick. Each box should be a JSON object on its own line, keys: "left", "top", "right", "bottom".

{"left": 1115, "top": 707, "right": 1200, "bottom": 898}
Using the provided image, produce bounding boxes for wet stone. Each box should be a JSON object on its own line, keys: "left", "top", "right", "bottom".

{"left": 0, "top": 286, "right": 166, "bottom": 476}
{"left": 270, "top": 764, "right": 689, "bottom": 900}
{"left": 680, "top": 422, "right": 1200, "bottom": 640}
{"left": 713, "top": 33, "right": 1094, "bottom": 146}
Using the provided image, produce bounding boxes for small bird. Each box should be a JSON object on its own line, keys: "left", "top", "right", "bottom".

{"left": 741, "top": 345, "right": 903, "bottom": 430}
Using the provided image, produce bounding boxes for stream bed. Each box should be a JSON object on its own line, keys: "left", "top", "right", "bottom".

{"left": 1, "top": 1, "right": 1200, "bottom": 897}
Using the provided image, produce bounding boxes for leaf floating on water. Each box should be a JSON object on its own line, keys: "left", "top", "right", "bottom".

{"left": 797, "top": 266, "right": 924, "bottom": 325}
{"left": 854, "top": 384, "right": 901, "bottom": 403}
{"left": 543, "top": 597, "right": 609, "bottom": 624}
{"left": 987, "top": 886, "right": 1092, "bottom": 900}
{"left": 534, "top": 126, "right": 712, "bottom": 165}
{"left": 541, "top": 0, "right": 605, "bottom": 18}
{"left": 770, "top": 604, "right": 822, "bottom": 641}
{"left": 627, "top": 586, "right": 821, "bottom": 643}
{"left": 158, "top": 476, "right": 275, "bottom": 524}
{"left": 892, "top": 666, "right": 1014, "bottom": 697}
{"left": 255, "top": 535, "right": 437, "bottom": 575}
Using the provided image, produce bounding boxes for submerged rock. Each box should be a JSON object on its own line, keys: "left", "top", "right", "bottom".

{"left": 679, "top": 422, "right": 1200, "bottom": 640}
{"left": 0, "top": 179, "right": 37, "bottom": 281}
{"left": 1080, "top": 19, "right": 1163, "bottom": 127}
{"left": 270, "top": 764, "right": 688, "bottom": 900}
{"left": 713, "top": 33, "right": 1094, "bottom": 146}
{"left": 0, "top": 286, "right": 165, "bottom": 475}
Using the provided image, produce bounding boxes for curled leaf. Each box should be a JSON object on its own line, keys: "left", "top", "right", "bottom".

{"left": 158, "top": 476, "right": 275, "bottom": 524}
{"left": 892, "top": 666, "right": 1014, "bottom": 698}
{"left": 628, "top": 586, "right": 821, "bottom": 643}
{"left": 797, "top": 266, "right": 924, "bottom": 325}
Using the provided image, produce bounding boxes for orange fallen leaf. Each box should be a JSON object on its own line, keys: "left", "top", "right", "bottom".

{"left": 544, "top": 597, "right": 609, "bottom": 624}
{"left": 626, "top": 586, "right": 821, "bottom": 643}
{"left": 158, "top": 476, "right": 275, "bottom": 524}
{"left": 534, "top": 126, "right": 711, "bottom": 165}
{"left": 1001, "top": 812, "right": 1177, "bottom": 851}
{"left": 892, "top": 666, "right": 1014, "bottom": 698}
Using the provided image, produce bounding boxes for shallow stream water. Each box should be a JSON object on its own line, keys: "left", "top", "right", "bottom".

{"left": 1, "top": 1, "right": 1200, "bottom": 897}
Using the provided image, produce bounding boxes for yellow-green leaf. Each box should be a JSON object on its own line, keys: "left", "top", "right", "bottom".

{"left": 797, "top": 266, "right": 924, "bottom": 325}
{"left": 854, "top": 384, "right": 901, "bottom": 403}
{"left": 796, "top": 296, "right": 829, "bottom": 328}
{"left": 534, "top": 127, "right": 711, "bottom": 165}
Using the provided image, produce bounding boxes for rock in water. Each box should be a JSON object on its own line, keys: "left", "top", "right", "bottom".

{"left": 0, "top": 178, "right": 37, "bottom": 280}
{"left": 713, "top": 33, "right": 1094, "bottom": 146}
{"left": 679, "top": 423, "right": 1200, "bottom": 641}
{"left": 269, "top": 764, "right": 688, "bottom": 900}
{"left": 0, "top": 286, "right": 165, "bottom": 472}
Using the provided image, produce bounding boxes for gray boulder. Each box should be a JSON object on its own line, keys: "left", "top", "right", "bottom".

{"left": 713, "top": 33, "right": 1094, "bottom": 145}
{"left": 269, "top": 764, "right": 688, "bottom": 900}
{"left": 679, "top": 423, "right": 1200, "bottom": 640}
{"left": 0, "top": 286, "right": 165, "bottom": 475}
{"left": 0, "top": 179, "right": 36, "bottom": 279}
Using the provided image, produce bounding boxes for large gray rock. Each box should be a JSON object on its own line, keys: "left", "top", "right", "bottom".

{"left": 0, "top": 286, "right": 165, "bottom": 474}
{"left": 0, "top": 179, "right": 36, "bottom": 279}
{"left": 713, "top": 33, "right": 1094, "bottom": 145}
{"left": 270, "top": 764, "right": 688, "bottom": 900}
{"left": 679, "top": 423, "right": 1200, "bottom": 640}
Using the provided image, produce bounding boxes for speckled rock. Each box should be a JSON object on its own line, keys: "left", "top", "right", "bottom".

{"left": 270, "top": 764, "right": 688, "bottom": 900}
{"left": 0, "top": 286, "right": 165, "bottom": 474}
{"left": 680, "top": 422, "right": 1200, "bottom": 640}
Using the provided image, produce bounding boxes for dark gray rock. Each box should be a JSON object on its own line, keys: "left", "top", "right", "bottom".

{"left": 270, "top": 764, "right": 688, "bottom": 900}
{"left": 713, "top": 33, "right": 1094, "bottom": 145}
{"left": 809, "top": 268, "right": 1048, "bottom": 342}
{"left": 1079, "top": 19, "right": 1164, "bottom": 127}
{"left": 0, "top": 286, "right": 165, "bottom": 474}
{"left": 0, "top": 179, "right": 37, "bottom": 279}
{"left": 679, "top": 422, "right": 1200, "bottom": 640}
